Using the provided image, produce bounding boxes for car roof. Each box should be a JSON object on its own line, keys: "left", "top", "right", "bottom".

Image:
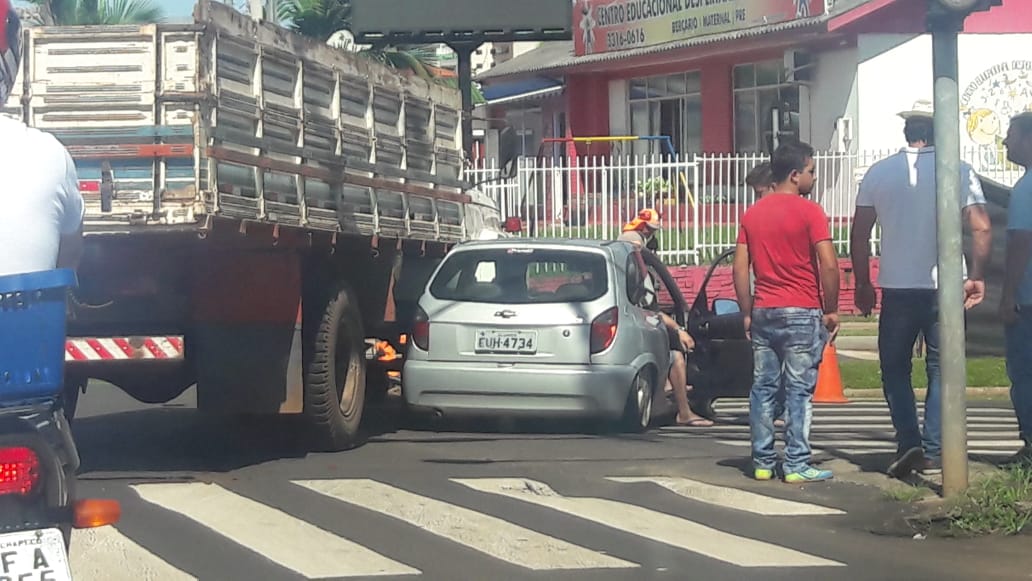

{"left": 454, "top": 238, "right": 628, "bottom": 254}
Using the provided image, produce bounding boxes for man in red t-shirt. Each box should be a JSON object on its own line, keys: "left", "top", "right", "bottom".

{"left": 733, "top": 140, "right": 840, "bottom": 483}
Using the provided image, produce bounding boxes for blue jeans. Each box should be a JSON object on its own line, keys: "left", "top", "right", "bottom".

{"left": 1005, "top": 310, "right": 1032, "bottom": 445}
{"left": 879, "top": 289, "right": 941, "bottom": 460}
{"left": 750, "top": 307, "right": 828, "bottom": 474}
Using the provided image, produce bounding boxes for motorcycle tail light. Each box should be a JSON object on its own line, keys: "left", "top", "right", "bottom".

{"left": 0, "top": 447, "right": 41, "bottom": 496}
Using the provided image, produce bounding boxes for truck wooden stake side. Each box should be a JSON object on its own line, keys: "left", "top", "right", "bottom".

{"left": 6, "top": 0, "right": 505, "bottom": 450}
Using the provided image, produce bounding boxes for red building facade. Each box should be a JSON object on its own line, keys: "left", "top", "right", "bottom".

{"left": 477, "top": 0, "right": 1027, "bottom": 313}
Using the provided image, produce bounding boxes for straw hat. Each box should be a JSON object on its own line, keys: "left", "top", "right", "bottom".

{"left": 899, "top": 99, "right": 934, "bottom": 120}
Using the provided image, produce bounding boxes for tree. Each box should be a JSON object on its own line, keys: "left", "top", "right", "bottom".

{"left": 23, "top": 0, "right": 164, "bottom": 26}
{"left": 276, "top": 0, "right": 351, "bottom": 43}
{"left": 276, "top": 0, "right": 484, "bottom": 101}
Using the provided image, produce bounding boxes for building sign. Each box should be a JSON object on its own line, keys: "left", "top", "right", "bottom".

{"left": 961, "top": 59, "right": 1032, "bottom": 173}
{"left": 573, "top": 0, "right": 824, "bottom": 56}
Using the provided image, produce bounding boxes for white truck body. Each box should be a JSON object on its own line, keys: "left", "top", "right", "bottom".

{"left": 4, "top": 0, "right": 498, "bottom": 238}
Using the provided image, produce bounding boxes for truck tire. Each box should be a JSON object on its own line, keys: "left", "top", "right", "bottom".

{"left": 304, "top": 280, "right": 366, "bottom": 451}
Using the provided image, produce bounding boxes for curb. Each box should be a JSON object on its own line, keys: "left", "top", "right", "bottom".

{"left": 842, "top": 387, "right": 1011, "bottom": 399}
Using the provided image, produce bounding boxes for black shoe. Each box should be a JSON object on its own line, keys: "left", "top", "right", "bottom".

{"left": 1001, "top": 444, "right": 1032, "bottom": 468}
{"left": 920, "top": 457, "right": 942, "bottom": 475}
{"left": 887, "top": 447, "right": 924, "bottom": 479}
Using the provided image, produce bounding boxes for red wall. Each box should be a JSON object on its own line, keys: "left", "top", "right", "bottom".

{"left": 830, "top": 0, "right": 1026, "bottom": 34}
{"left": 671, "top": 258, "right": 882, "bottom": 316}
{"left": 700, "top": 63, "right": 734, "bottom": 153}
{"left": 562, "top": 49, "right": 778, "bottom": 155}
{"left": 565, "top": 74, "right": 610, "bottom": 155}
{"left": 965, "top": 0, "right": 1032, "bottom": 33}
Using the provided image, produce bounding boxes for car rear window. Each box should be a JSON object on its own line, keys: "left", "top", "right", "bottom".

{"left": 429, "top": 248, "right": 609, "bottom": 304}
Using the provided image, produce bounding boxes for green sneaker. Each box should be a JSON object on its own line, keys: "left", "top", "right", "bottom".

{"left": 754, "top": 468, "right": 775, "bottom": 481}
{"left": 784, "top": 467, "right": 833, "bottom": 483}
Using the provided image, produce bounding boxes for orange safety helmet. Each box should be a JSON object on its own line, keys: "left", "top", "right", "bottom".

{"left": 622, "top": 208, "right": 661, "bottom": 233}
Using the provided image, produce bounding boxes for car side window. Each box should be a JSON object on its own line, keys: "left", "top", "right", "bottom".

{"left": 625, "top": 253, "right": 641, "bottom": 303}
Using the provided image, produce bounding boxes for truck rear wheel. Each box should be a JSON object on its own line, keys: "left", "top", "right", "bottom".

{"left": 304, "top": 280, "right": 366, "bottom": 451}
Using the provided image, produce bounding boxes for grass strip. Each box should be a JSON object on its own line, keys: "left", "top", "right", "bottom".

{"left": 947, "top": 464, "right": 1032, "bottom": 536}
{"left": 839, "top": 357, "right": 1008, "bottom": 390}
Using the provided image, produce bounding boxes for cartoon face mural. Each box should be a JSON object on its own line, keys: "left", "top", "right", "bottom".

{"left": 961, "top": 60, "right": 1032, "bottom": 172}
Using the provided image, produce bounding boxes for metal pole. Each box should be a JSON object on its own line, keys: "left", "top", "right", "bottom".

{"left": 453, "top": 43, "right": 477, "bottom": 163}
{"left": 930, "top": 12, "right": 969, "bottom": 497}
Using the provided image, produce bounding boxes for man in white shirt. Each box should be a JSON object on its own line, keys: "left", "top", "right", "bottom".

{"left": 850, "top": 99, "right": 992, "bottom": 478}
{"left": 0, "top": 2, "right": 83, "bottom": 276}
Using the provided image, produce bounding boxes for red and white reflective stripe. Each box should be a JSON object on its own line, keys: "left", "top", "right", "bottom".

{"left": 65, "top": 337, "right": 185, "bottom": 362}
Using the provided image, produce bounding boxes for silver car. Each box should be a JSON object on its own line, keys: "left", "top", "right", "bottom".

{"left": 403, "top": 239, "right": 672, "bottom": 432}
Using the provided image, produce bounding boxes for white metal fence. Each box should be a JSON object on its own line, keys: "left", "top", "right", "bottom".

{"left": 467, "top": 147, "right": 1021, "bottom": 266}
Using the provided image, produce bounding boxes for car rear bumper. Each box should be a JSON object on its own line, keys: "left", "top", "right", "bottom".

{"left": 402, "top": 360, "right": 638, "bottom": 419}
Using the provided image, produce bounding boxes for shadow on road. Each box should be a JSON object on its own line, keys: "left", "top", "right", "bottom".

{"left": 73, "top": 409, "right": 311, "bottom": 474}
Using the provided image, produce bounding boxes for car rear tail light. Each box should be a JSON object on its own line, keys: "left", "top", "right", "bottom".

{"left": 0, "top": 447, "right": 41, "bottom": 496}
{"left": 412, "top": 307, "right": 430, "bottom": 351}
{"left": 590, "top": 307, "right": 619, "bottom": 354}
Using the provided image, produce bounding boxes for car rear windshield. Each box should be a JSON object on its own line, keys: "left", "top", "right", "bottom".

{"left": 429, "top": 248, "right": 609, "bottom": 304}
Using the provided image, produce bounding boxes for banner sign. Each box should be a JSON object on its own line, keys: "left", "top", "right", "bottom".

{"left": 573, "top": 0, "right": 825, "bottom": 56}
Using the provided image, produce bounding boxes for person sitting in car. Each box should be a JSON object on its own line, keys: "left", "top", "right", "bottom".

{"left": 619, "top": 209, "right": 714, "bottom": 427}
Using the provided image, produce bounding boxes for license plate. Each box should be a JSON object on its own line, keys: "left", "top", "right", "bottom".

{"left": 475, "top": 330, "right": 537, "bottom": 354}
{"left": 0, "top": 528, "right": 71, "bottom": 581}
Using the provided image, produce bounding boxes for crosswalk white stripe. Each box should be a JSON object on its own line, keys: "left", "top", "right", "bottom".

{"left": 131, "top": 482, "right": 418, "bottom": 578}
{"left": 452, "top": 478, "right": 843, "bottom": 568}
{"left": 606, "top": 477, "right": 845, "bottom": 516}
{"left": 293, "top": 479, "right": 636, "bottom": 571}
{"left": 71, "top": 526, "right": 195, "bottom": 581}
{"left": 708, "top": 438, "right": 1022, "bottom": 455}
{"left": 714, "top": 405, "right": 1014, "bottom": 416}
{"left": 663, "top": 423, "right": 1017, "bottom": 432}
{"left": 809, "top": 417, "right": 1016, "bottom": 423}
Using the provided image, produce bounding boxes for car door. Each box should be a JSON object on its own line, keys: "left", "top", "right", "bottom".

{"left": 685, "top": 249, "right": 754, "bottom": 412}
{"left": 624, "top": 249, "right": 670, "bottom": 375}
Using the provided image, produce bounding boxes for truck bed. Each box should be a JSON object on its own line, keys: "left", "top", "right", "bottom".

{"left": 5, "top": 0, "right": 487, "bottom": 244}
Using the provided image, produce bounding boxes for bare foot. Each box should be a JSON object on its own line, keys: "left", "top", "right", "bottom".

{"left": 675, "top": 413, "right": 714, "bottom": 427}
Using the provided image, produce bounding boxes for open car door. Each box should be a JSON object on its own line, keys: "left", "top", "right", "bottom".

{"left": 684, "top": 249, "right": 754, "bottom": 418}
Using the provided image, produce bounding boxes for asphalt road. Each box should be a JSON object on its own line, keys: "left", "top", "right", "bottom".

{"left": 67, "top": 384, "right": 1032, "bottom": 581}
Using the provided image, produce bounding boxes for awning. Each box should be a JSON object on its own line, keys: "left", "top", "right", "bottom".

{"left": 480, "top": 77, "right": 564, "bottom": 106}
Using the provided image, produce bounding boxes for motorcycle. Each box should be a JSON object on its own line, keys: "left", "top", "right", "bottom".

{"left": 0, "top": 269, "right": 119, "bottom": 580}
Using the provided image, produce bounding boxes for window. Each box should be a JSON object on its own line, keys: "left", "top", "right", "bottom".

{"left": 733, "top": 61, "right": 801, "bottom": 153}
{"left": 628, "top": 72, "right": 702, "bottom": 156}
{"left": 430, "top": 248, "right": 608, "bottom": 304}
{"left": 625, "top": 251, "right": 644, "bottom": 304}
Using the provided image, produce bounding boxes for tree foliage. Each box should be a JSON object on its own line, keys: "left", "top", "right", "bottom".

{"left": 276, "top": 0, "right": 484, "bottom": 102}
{"left": 24, "top": 0, "right": 164, "bottom": 25}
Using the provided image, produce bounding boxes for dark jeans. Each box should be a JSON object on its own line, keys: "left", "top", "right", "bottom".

{"left": 879, "top": 289, "right": 941, "bottom": 460}
{"left": 750, "top": 307, "right": 828, "bottom": 474}
{"left": 1005, "top": 310, "right": 1032, "bottom": 445}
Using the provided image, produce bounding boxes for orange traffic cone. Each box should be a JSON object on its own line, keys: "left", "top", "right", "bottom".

{"left": 814, "top": 342, "right": 849, "bottom": 404}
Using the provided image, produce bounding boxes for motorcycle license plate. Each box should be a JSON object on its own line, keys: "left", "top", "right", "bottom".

{"left": 0, "top": 528, "right": 72, "bottom": 581}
